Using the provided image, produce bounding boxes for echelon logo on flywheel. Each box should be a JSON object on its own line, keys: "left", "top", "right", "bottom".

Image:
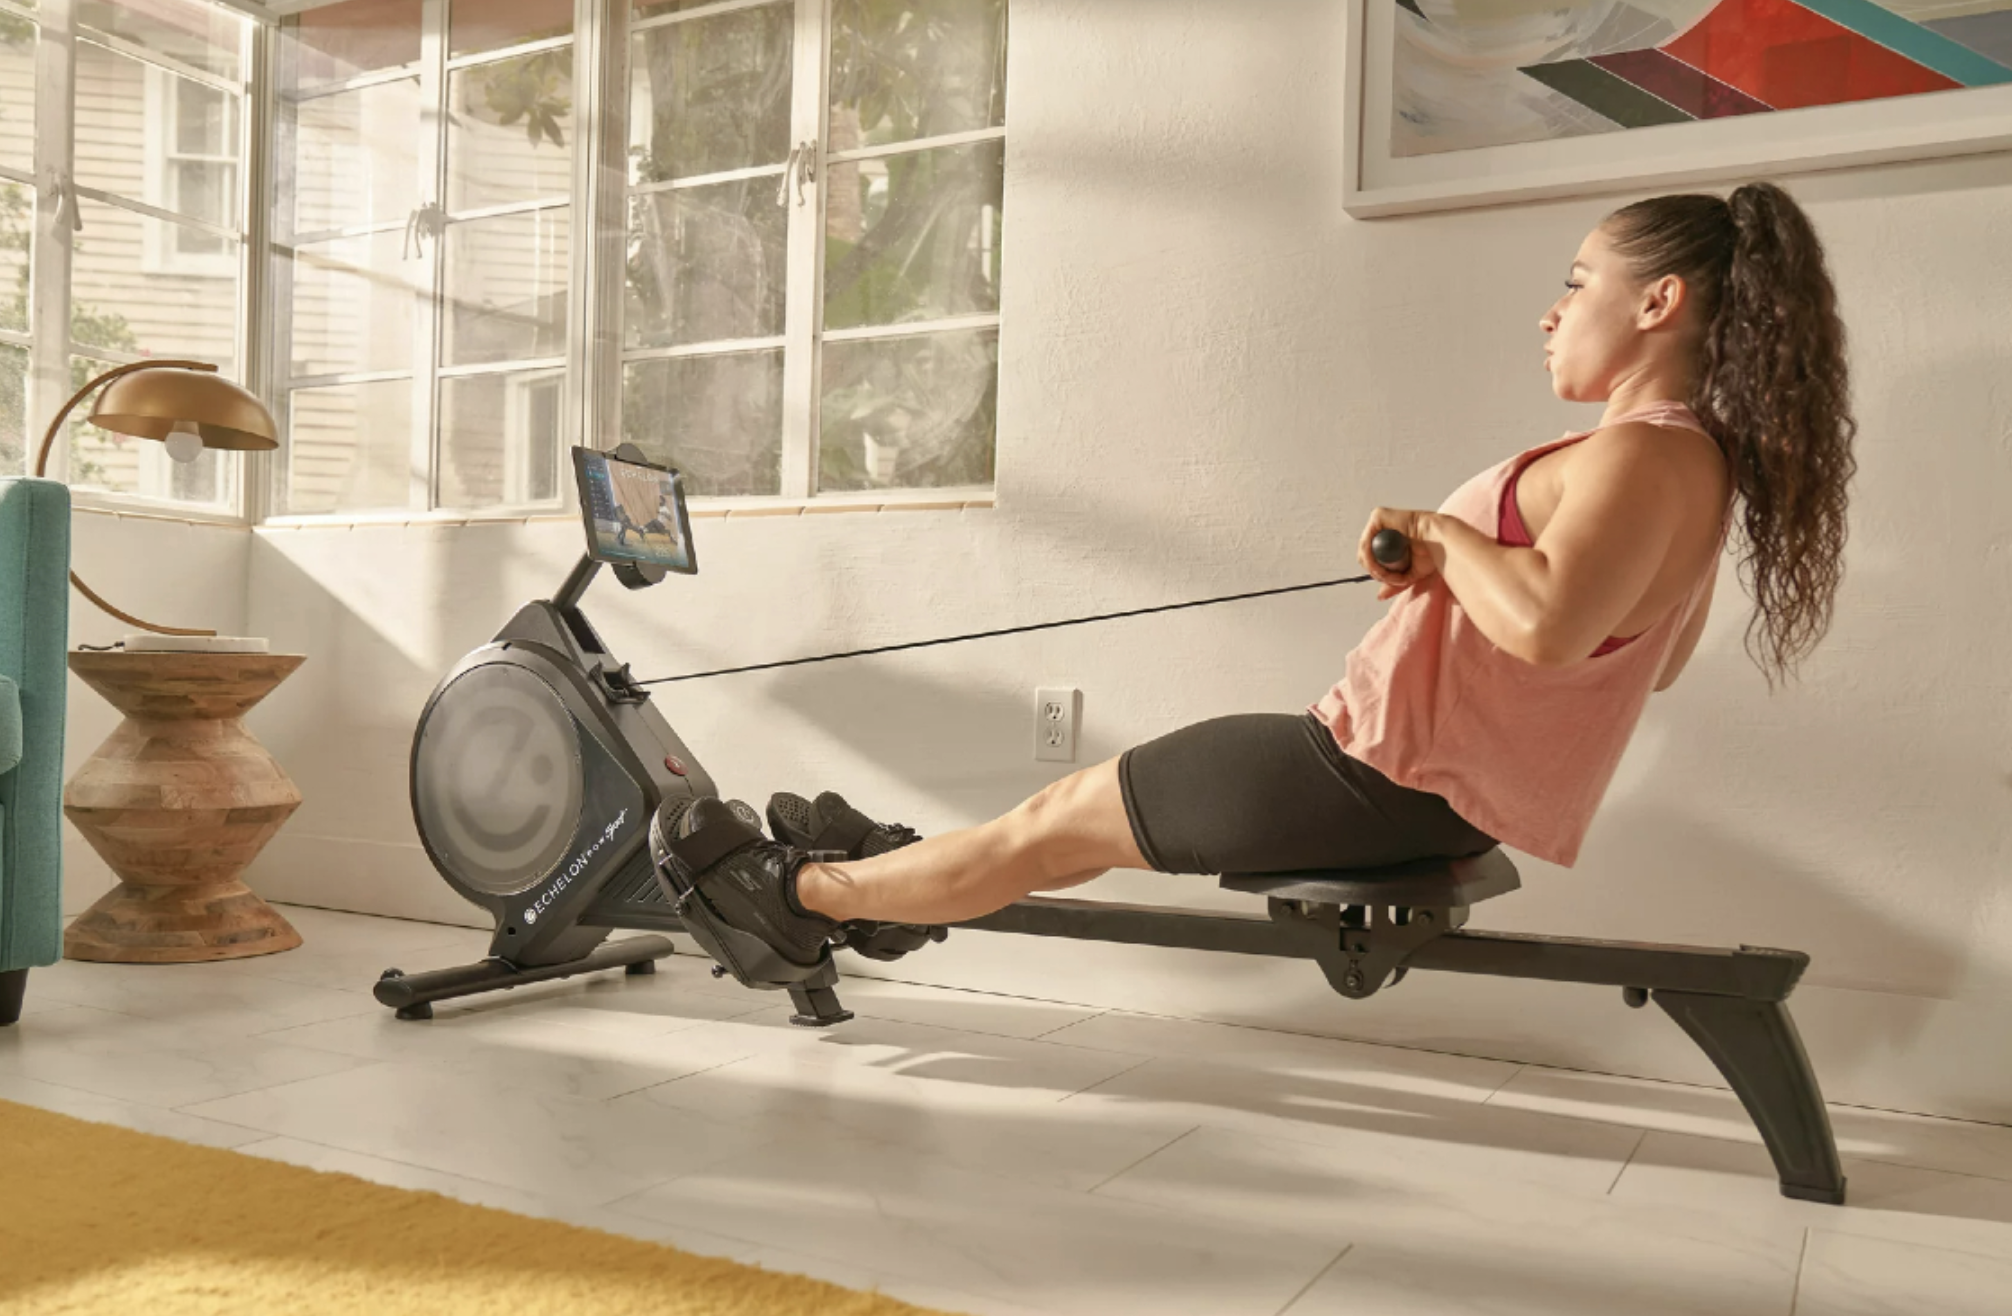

{"left": 523, "top": 809, "right": 630, "bottom": 926}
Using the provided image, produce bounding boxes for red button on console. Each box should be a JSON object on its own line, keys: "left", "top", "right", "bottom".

{"left": 663, "top": 755, "right": 687, "bottom": 776}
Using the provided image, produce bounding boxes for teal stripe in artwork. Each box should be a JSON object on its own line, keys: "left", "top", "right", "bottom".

{"left": 1791, "top": 0, "right": 2012, "bottom": 85}
{"left": 1521, "top": 60, "right": 1693, "bottom": 129}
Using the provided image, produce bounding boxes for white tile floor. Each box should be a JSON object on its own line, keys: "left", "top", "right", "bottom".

{"left": 6, "top": 904, "right": 2012, "bottom": 1316}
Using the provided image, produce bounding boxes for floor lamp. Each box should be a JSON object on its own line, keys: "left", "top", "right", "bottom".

{"left": 33, "top": 359, "right": 277, "bottom": 637}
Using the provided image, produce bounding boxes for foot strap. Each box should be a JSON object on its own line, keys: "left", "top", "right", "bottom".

{"left": 811, "top": 810, "right": 876, "bottom": 858}
{"left": 665, "top": 809, "right": 765, "bottom": 877}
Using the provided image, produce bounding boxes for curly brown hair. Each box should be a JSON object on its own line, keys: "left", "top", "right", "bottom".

{"left": 1603, "top": 182, "right": 1857, "bottom": 687}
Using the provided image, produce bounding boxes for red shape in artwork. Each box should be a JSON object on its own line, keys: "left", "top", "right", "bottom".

{"left": 1664, "top": 0, "right": 1960, "bottom": 109}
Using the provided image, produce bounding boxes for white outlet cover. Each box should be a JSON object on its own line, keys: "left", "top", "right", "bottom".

{"left": 1035, "top": 686, "right": 1079, "bottom": 763}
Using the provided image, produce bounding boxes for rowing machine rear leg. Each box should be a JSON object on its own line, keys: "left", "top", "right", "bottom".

{"left": 1654, "top": 988, "right": 1847, "bottom": 1204}
{"left": 786, "top": 959, "right": 854, "bottom": 1027}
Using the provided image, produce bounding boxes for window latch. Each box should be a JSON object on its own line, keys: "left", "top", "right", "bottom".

{"left": 403, "top": 202, "right": 447, "bottom": 259}
{"left": 776, "top": 141, "right": 816, "bottom": 208}
{"left": 49, "top": 172, "right": 83, "bottom": 232}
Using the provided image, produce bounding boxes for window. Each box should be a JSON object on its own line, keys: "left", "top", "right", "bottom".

{"left": 0, "top": 0, "right": 254, "bottom": 514}
{"left": 270, "top": 0, "right": 1007, "bottom": 518}
{"left": 620, "top": 0, "right": 1007, "bottom": 499}
{"left": 144, "top": 66, "right": 240, "bottom": 275}
{"left": 274, "top": 0, "right": 578, "bottom": 516}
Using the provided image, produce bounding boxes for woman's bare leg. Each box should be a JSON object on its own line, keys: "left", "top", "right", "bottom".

{"left": 794, "top": 757, "right": 1144, "bottom": 925}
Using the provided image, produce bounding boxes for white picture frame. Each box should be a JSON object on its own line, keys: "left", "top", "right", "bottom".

{"left": 1342, "top": 0, "right": 2012, "bottom": 218}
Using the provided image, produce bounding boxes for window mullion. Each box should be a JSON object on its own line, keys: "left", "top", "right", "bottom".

{"left": 777, "top": 0, "right": 830, "bottom": 500}
{"left": 568, "top": 0, "right": 606, "bottom": 457}
{"left": 28, "top": 0, "right": 76, "bottom": 482}
{"left": 581, "top": 0, "right": 629, "bottom": 452}
{"left": 243, "top": 18, "right": 276, "bottom": 522}
{"left": 413, "top": 0, "right": 448, "bottom": 512}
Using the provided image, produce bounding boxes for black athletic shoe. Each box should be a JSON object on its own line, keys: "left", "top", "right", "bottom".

{"left": 767, "top": 790, "right": 922, "bottom": 858}
{"left": 650, "top": 795, "right": 837, "bottom": 983}
{"left": 766, "top": 791, "right": 949, "bottom": 962}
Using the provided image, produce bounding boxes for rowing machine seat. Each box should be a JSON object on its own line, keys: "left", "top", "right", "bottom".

{"left": 1220, "top": 848, "right": 1521, "bottom": 908}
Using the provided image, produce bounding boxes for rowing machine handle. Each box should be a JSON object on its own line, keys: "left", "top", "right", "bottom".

{"left": 1370, "top": 529, "right": 1411, "bottom": 573}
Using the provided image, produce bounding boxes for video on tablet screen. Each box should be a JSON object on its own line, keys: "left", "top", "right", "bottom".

{"left": 572, "top": 447, "right": 697, "bottom": 574}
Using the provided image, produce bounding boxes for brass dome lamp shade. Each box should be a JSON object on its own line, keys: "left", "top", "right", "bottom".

{"left": 32, "top": 360, "right": 278, "bottom": 637}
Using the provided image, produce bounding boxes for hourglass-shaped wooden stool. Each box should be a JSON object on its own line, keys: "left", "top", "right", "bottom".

{"left": 62, "top": 650, "right": 306, "bottom": 963}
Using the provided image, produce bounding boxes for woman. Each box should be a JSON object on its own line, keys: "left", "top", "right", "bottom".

{"left": 653, "top": 181, "right": 1857, "bottom": 975}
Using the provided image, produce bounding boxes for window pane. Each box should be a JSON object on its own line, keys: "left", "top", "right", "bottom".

{"left": 450, "top": 0, "right": 573, "bottom": 59}
{"left": 830, "top": 0, "right": 1005, "bottom": 151}
{"left": 77, "top": 0, "right": 244, "bottom": 83}
{"left": 175, "top": 78, "right": 233, "bottom": 156}
{"left": 287, "top": 0, "right": 421, "bottom": 89}
{"left": 0, "top": 342, "right": 25, "bottom": 475}
{"left": 75, "top": 47, "right": 243, "bottom": 230}
{"left": 438, "top": 366, "right": 564, "bottom": 508}
{"left": 71, "top": 196, "right": 240, "bottom": 379}
{"left": 819, "top": 329, "right": 995, "bottom": 493}
{"left": 287, "top": 379, "right": 413, "bottom": 513}
{"left": 446, "top": 47, "right": 575, "bottom": 212}
{"left": 0, "top": 180, "right": 28, "bottom": 334}
{"left": 623, "top": 351, "right": 782, "bottom": 497}
{"left": 68, "top": 355, "right": 234, "bottom": 505}
{"left": 629, "top": 3, "right": 792, "bottom": 185}
{"left": 441, "top": 206, "right": 569, "bottom": 367}
{"left": 0, "top": 13, "right": 35, "bottom": 176}
{"left": 824, "top": 138, "right": 1002, "bottom": 332}
{"left": 171, "top": 161, "right": 234, "bottom": 242}
{"left": 286, "top": 229, "right": 419, "bottom": 379}
{"left": 290, "top": 78, "right": 420, "bottom": 236}
{"left": 625, "top": 180, "right": 786, "bottom": 350}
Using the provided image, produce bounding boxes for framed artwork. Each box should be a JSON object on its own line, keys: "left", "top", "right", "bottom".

{"left": 1343, "top": 0, "right": 2012, "bottom": 216}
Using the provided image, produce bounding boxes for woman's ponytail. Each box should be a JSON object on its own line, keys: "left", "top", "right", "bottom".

{"left": 1607, "top": 181, "right": 1857, "bottom": 686}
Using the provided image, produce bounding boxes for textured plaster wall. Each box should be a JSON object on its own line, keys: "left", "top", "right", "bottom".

{"left": 230, "top": 1, "right": 2010, "bottom": 1119}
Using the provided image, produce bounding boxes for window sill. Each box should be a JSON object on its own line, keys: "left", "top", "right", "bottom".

{"left": 258, "top": 491, "right": 997, "bottom": 532}
{"left": 71, "top": 489, "right": 251, "bottom": 530}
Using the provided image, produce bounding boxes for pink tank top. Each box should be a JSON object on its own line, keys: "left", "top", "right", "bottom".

{"left": 1309, "top": 401, "right": 1728, "bottom": 867}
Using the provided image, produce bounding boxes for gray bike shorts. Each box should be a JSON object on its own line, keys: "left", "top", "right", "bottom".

{"left": 1116, "top": 711, "right": 1497, "bottom": 876}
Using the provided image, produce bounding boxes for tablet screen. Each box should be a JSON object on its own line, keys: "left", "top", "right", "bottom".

{"left": 571, "top": 447, "right": 697, "bottom": 575}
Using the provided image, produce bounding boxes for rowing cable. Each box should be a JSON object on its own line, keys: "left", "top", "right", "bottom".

{"left": 641, "top": 565, "right": 1417, "bottom": 688}
{"left": 636, "top": 532, "right": 1411, "bottom": 686}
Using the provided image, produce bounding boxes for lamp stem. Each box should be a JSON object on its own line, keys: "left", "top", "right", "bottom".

{"left": 35, "top": 359, "right": 223, "bottom": 639}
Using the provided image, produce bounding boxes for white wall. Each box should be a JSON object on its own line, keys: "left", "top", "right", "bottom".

{"left": 242, "top": 1, "right": 2012, "bottom": 1123}
{"left": 62, "top": 507, "right": 253, "bottom": 916}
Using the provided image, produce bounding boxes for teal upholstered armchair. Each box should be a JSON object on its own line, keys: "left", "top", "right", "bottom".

{"left": 1, "top": 478, "right": 69, "bottom": 1025}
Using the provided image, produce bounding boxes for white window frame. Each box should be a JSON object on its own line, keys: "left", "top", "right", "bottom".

{"left": 8, "top": 0, "right": 262, "bottom": 526}
{"left": 607, "top": 0, "right": 1005, "bottom": 506}
{"left": 141, "top": 64, "right": 241, "bottom": 280}
{"left": 269, "top": 0, "right": 585, "bottom": 520}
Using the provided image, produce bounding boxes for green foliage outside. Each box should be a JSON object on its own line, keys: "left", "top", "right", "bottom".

{"left": 625, "top": 0, "right": 1006, "bottom": 496}
{"left": 467, "top": 45, "right": 572, "bottom": 150}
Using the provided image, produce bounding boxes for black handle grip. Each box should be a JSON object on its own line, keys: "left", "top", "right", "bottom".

{"left": 1370, "top": 528, "right": 1411, "bottom": 573}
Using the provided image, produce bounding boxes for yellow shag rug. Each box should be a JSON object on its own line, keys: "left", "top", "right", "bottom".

{"left": 0, "top": 1099, "right": 955, "bottom": 1315}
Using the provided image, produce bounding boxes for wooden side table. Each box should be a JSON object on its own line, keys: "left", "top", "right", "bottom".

{"left": 62, "top": 650, "right": 306, "bottom": 963}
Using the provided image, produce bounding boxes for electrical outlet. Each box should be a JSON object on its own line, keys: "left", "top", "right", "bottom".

{"left": 1035, "top": 686, "right": 1079, "bottom": 763}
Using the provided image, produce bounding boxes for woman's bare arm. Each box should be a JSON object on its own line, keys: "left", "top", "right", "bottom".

{"left": 1364, "top": 425, "right": 1690, "bottom": 666}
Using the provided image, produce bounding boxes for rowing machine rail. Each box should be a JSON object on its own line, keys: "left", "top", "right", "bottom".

{"left": 956, "top": 849, "right": 1846, "bottom": 1206}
